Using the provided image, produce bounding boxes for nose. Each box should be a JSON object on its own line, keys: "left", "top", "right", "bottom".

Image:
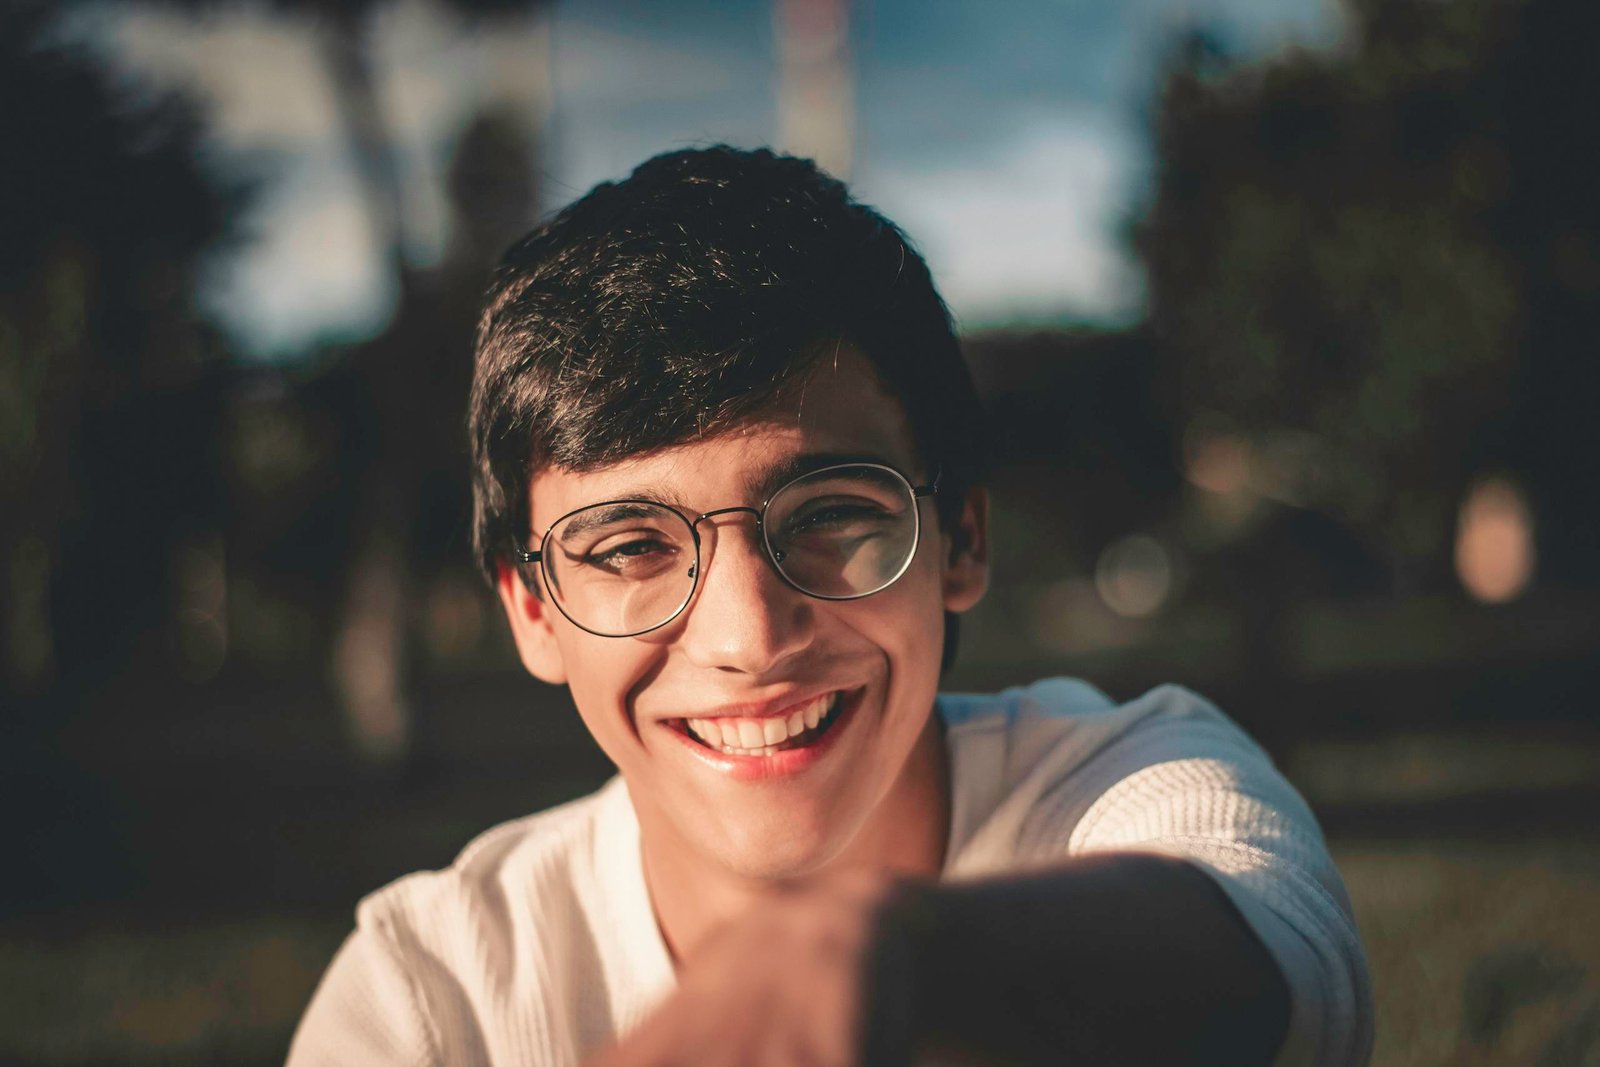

{"left": 676, "top": 512, "right": 813, "bottom": 674}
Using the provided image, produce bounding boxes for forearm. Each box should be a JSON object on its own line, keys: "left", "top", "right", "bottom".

{"left": 865, "top": 852, "right": 1291, "bottom": 1066}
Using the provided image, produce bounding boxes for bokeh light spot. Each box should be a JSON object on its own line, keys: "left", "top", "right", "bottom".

{"left": 1094, "top": 534, "right": 1173, "bottom": 618}
{"left": 1455, "top": 477, "right": 1535, "bottom": 604}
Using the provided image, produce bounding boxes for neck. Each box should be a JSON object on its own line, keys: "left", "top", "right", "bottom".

{"left": 639, "top": 713, "right": 950, "bottom": 965}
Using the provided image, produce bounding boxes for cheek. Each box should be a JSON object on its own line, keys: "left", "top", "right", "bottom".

{"left": 844, "top": 556, "right": 948, "bottom": 670}
{"left": 556, "top": 635, "right": 657, "bottom": 752}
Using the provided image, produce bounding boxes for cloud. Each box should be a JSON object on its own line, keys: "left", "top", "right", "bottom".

{"left": 544, "top": 12, "right": 773, "bottom": 199}
{"left": 104, "top": 6, "right": 337, "bottom": 150}
{"left": 88, "top": 0, "right": 554, "bottom": 353}
{"left": 860, "top": 112, "right": 1145, "bottom": 325}
{"left": 553, "top": 19, "right": 759, "bottom": 106}
{"left": 79, "top": 0, "right": 1338, "bottom": 352}
{"left": 207, "top": 161, "right": 395, "bottom": 355}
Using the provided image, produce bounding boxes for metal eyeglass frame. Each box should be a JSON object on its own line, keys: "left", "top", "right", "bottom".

{"left": 513, "top": 462, "right": 941, "bottom": 638}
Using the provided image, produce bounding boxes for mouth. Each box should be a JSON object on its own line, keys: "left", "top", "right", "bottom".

{"left": 669, "top": 691, "right": 847, "bottom": 759}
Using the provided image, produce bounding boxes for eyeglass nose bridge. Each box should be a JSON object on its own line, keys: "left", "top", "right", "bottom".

{"left": 692, "top": 504, "right": 764, "bottom": 529}
{"left": 685, "top": 505, "right": 789, "bottom": 583}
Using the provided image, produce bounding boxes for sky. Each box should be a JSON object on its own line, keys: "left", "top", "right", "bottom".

{"left": 84, "top": 0, "right": 1341, "bottom": 358}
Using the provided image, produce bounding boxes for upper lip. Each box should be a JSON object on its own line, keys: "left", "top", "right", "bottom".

{"left": 667, "top": 687, "right": 846, "bottom": 721}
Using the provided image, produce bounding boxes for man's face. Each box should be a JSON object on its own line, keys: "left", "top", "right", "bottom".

{"left": 497, "top": 348, "right": 987, "bottom": 880}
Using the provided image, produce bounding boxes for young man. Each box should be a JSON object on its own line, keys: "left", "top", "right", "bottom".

{"left": 288, "top": 146, "right": 1372, "bottom": 1066}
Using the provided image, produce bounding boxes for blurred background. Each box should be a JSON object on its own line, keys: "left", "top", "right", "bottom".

{"left": 2, "top": 0, "right": 1597, "bottom": 1063}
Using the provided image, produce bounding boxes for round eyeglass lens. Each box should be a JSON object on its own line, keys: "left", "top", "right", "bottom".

{"left": 543, "top": 501, "right": 698, "bottom": 636}
{"left": 764, "top": 464, "right": 920, "bottom": 598}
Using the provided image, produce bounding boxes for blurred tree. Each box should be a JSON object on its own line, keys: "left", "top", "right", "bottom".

{"left": 1138, "top": 0, "right": 1600, "bottom": 590}
{"left": 132, "top": 0, "right": 546, "bottom": 765}
{"left": 964, "top": 328, "right": 1180, "bottom": 581}
{"left": 142, "top": 0, "right": 538, "bottom": 272}
{"left": 1490, "top": 0, "right": 1600, "bottom": 589}
{"left": 0, "top": 2, "right": 255, "bottom": 907}
{"left": 289, "top": 0, "right": 545, "bottom": 769}
{"left": 327, "top": 101, "right": 540, "bottom": 766}
{"left": 0, "top": 3, "right": 248, "bottom": 706}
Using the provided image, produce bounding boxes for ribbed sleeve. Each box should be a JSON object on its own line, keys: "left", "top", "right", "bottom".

{"left": 943, "top": 682, "right": 1374, "bottom": 1067}
{"left": 1066, "top": 746, "right": 1374, "bottom": 1067}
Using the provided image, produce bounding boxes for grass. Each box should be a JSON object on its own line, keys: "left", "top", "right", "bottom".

{"left": 1337, "top": 837, "right": 1600, "bottom": 1066}
{"left": 0, "top": 913, "right": 345, "bottom": 1067}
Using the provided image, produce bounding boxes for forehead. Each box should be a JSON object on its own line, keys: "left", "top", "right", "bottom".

{"left": 528, "top": 347, "right": 920, "bottom": 523}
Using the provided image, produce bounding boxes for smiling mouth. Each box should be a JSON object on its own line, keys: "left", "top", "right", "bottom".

{"left": 672, "top": 692, "right": 845, "bottom": 758}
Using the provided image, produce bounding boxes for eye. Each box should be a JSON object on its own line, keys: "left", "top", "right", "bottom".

{"left": 586, "top": 536, "right": 679, "bottom": 575}
{"left": 782, "top": 497, "right": 895, "bottom": 536}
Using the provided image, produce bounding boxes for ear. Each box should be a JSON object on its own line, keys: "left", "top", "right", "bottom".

{"left": 495, "top": 560, "right": 568, "bottom": 684}
{"left": 941, "top": 486, "right": 989, "bottom": 614}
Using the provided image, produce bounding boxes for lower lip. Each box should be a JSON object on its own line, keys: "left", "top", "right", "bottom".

{"left": 663, "top": 690, "right": 857, "bottom": 781}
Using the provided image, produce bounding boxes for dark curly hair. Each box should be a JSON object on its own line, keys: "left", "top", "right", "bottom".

{"left": 468, "top": 146, "right": 986, "bottom": 658}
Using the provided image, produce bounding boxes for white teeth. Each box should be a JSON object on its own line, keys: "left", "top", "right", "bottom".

{"left": 684, "top": 692, "right": 840, "bottom": 755}
{"left": 719, "top": 743, "right": 778, "bottom": 757}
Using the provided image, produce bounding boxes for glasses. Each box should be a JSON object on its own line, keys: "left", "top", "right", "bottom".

{"left": 515, "top": 462, "right": 939, "bottom": 637}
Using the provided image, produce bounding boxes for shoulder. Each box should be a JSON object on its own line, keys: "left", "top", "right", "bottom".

{"left": 941, "top": 678, "right": 1291, "bottom": 872}
{"left": 940, "top": 676, "right": 1239, "bottom": 734}
{"left": 938, "top": 676, "right": 1120, "bottom": 727}
{"left": 347, "top": 778, "right": 638, "bottom": 1041}
{"left": 289, "top": 782, "right": 630, "bottom": 1067}
{"left": 940, "top": 677, "right": 1255, "bottom": 789}
{"left": 357, "top": 780, "right": 621, "bottom": 961}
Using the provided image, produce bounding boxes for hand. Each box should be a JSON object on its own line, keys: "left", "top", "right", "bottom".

{"left": 583, "top": 869, "right": 901, "bottom": 1067}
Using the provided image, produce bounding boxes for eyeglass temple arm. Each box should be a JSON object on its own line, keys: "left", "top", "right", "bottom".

{"left": 514, "top": 548, "right": 542, "bottom": 564}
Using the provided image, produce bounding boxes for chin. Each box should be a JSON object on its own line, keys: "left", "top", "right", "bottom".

{"left": 699, "top": 814, "right": 857, "bottom": 881}
{"left": 714, "top": 849, "right": 837, "bottom": 882}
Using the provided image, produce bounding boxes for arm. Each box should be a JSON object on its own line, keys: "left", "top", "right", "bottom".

{"left": 1038, "top": 701, "right": 1375, "bottom": 1067}
{"left": 586, "top": 856, "right": 1287, "bottom": 1067}
{"left": 866, "top": 853, "right": 1290, "bottom": 1066}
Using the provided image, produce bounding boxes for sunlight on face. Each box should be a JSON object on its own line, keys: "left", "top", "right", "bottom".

{"left": 506, "top": 347, "right": 984, "bottom": 882}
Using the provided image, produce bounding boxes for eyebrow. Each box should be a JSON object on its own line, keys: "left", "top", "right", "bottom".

{"left": 742, "top": 452, "right": 902, "bottom": 499}
{"left": 546, "top": 451, "right": 907, "bottom": 535}
{"left": 554, "top": 501, "right": 677, "bottom": 541}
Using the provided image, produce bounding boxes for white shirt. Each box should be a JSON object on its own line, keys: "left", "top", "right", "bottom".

{"left": 287, "top": 679, "right": 1373, "bottom": 1066}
